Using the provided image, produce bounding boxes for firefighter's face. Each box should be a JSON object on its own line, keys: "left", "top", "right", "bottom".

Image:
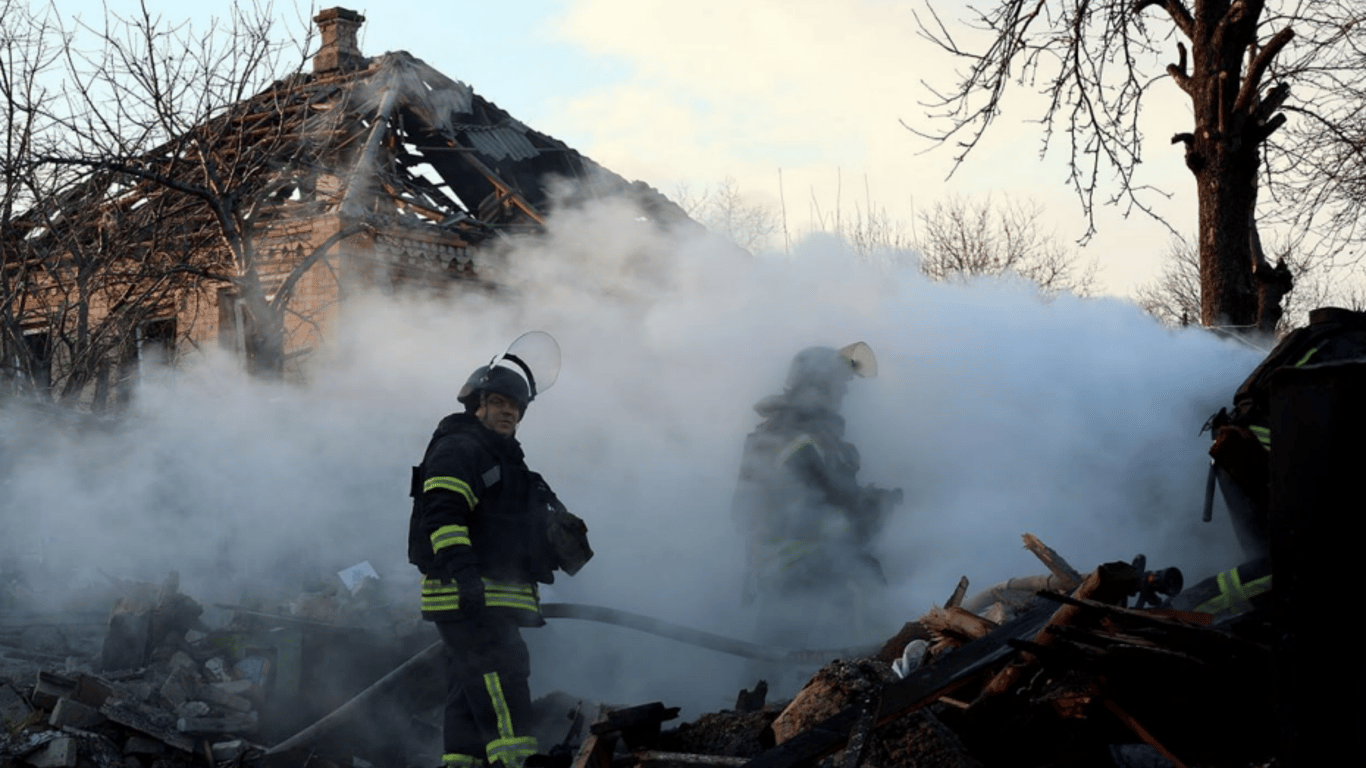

{"left": 476, "top": 392, "right": 521, "bottom": 437}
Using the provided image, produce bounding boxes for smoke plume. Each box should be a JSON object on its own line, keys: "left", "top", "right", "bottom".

{"left": 0, "top": 193, "right": 1262, "bottom": 717}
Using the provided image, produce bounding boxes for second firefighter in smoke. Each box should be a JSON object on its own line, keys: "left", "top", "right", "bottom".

{"left": 730, "top": 342, "right": 904, "bottom": 691}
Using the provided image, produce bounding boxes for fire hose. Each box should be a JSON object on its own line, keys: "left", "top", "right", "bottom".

{"left": 540, "top": 602, "right": 881, "bottom": 664}
{"left": 265, "top": 601, "right": 880, "bottom": 755}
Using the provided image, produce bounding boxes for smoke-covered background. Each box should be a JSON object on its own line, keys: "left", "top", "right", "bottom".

{"left": 0, "top": 194, "right": 1263, "bottom": 717}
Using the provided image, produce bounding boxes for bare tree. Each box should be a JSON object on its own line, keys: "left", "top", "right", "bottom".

{"left": 1134, "top": 237, "right": 1203, "bottom": 327}
{"left": 36, "top": 2, "right": 368, "bottom": 380}
{"left": 676, "top": 176, "right": 780, "bottom": 254}
{"left": 0, "top": 1, "right": 182, "bottom": 407}
{"left": 1136, "top": 231, "right": 1361, "bottom": 331}
{"left": 0, "top": 0, "right": 55, "bottom": 397}
{"left": 912, "top": 0, "right": 1366, "bottom": 332}
{"left": 914, "top": 194, "right": 1100, "bottom": 296}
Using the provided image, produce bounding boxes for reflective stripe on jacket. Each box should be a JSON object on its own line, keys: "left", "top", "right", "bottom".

{"left": 1246, "top": 346, "right": 1319, "bottom": 452}
{"left": 421, "top": 577, "right": 541, "bottom": 619}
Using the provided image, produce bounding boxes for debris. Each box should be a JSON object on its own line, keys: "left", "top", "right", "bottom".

{"left": 98, "top": 697, "right": 196, "bottom": 753}
{"left": 47, "top": 699, "right": 104, "bottom": 729}
{"left": 29, "top": 673, "right": 75, "bottom": 711}
{"left": 0, "top": 535, "right": 1283, "bottom": 768}
{"left": 769, "top": 660, "right": 895, "bottom": 745}
{"left": 943, "top": 576, "right": 970, "bottom": 610}
{"left": 890, "top": 639, "right": 928, "bottom": 679}
{"left": 24, "top": 735, "right": 77, "bottom": 768}
{"left": 264, "top": 640, "right": 443, "bottom": 755}
{"left": 336, "top": 562, "right": 380, "bottom": 596}
{"left": 634, "top": 751, "right": 749, "bottom": 767}
{"left": 1, "top": 681, "right": 35, "bottom": 726}
{"left": 176, "top": 711, "right": 258, "bottom": 735}
{"left": 733, "top": 681, "right": 767, "bottom": 714}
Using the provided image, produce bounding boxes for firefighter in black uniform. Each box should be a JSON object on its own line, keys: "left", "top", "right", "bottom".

{"left": 1177, "top": 307, "right": 1366, "bottom": 621}
{"left": 409, "top": 339, "right": 589, "bottom": 768}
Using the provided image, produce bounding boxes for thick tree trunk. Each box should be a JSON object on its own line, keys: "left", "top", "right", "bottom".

{"left": 1188, "top": 7, "right": 1263, "bottom": 330}
{"left": 237, "top": 272, "right": 285, "bottom": 380}
{"left": 1172, "top": 2, "right": 1297, "bottom": 333}
{"left": 1194, "top": 143, "right": 1261, "bottom": 329}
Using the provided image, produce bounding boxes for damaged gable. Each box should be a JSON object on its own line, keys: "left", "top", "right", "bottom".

{"left": 2, "top": 6, "right": 700, "bottom": 403}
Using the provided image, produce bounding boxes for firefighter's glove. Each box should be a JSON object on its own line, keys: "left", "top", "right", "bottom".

{"left": 440, "top": 564, "right": 484, "bottom": 619}
{"left": 456, "top": 573, "right": 484, "bottom": 619}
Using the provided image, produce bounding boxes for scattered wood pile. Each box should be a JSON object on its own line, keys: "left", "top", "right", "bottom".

{"left": 576, "top": 535, "right": 1277, "bottom": 768}
{"left": 1, "top": 537, "right": 1278, "bottom": 768}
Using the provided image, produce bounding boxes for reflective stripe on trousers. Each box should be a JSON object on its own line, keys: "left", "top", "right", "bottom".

{"left": 484, "top": 672, "right": 537, "bottom": 767}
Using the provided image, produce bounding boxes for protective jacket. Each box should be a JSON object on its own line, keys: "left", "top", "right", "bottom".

{"left": 409, "top": 412, "right": 561, "bottom": 626}
{"left": 1206, "top": 307, "right": 1366, "bottom": 555}
{"left": 732, "top": 395, "right": 889, "bottom": 599}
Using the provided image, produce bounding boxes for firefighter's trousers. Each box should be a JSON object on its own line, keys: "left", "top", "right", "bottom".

{"left": 436, "top": 618, "right": 538, "bottom": 768}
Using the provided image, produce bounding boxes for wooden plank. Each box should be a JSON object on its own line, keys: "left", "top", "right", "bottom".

{"left": 1103, "top": 698, "right": 1190, "bottom": 768}
{"left": 589, "top": 701, "right": 680, "bottom": 735}
{"left": 571, "top": 708, "right": 618, "bottom": 768}
{"left": 1033, "top": 592, "right": 1270, "bottom": 655}
{"left": 739, "top": 602, "right": 1057, "bottom": 768}
{"left": 1022, "top": 533, "right": 1083, "bottom": 590}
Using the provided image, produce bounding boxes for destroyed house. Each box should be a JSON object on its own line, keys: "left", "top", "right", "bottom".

{"left": 1, "top": 7, "right": 697, "bottom": 405}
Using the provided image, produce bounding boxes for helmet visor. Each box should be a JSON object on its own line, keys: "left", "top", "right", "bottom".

{"left": 496, "top": 331, "right": 561, "bottom": 400}
{"left": 839, "top": 341, "right": 877, "bottom": 378}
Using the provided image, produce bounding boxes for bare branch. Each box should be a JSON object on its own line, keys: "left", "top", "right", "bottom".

{"left": 1233, "top": 26, "right": 1295, "bottom": 118}
{"left": 1133, "top": 0, "right": 1195, "bottom": 38}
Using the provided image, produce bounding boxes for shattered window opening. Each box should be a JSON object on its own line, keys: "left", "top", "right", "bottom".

{"left": 135, "top": 317, "right": 177, "bottom": 369}
{"left": 17, "top": 327, "right": 53, "bottom": 393}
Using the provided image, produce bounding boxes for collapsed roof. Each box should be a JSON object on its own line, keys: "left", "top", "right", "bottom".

{"left": 18, "top": 7, "right": 699, "bottom": 270}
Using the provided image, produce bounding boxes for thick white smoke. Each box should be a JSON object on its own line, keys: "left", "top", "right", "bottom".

{"left": 0, "top": 194, "right": 1262, "bottom": 718}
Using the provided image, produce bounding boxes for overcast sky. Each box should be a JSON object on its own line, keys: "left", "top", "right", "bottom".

{"left": 49, "top": 0, "right": 1201, "bottom": 299}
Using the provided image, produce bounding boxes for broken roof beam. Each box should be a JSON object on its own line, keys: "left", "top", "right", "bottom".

{"left": 380, "top": 182, "right": 459, "bottom": 223}
{"left": 454, "top": 149, "right": 546, "bottom": 226}
{"left": 739, "top": 601, "right": 1058, "bottom": 768}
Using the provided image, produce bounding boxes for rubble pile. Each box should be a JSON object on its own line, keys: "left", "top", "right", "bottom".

{"left": 0, "top": 566, "right": 441, "bottom": 768}
{"left": 1, "top": 542, "right": 1279, "bottom": 768}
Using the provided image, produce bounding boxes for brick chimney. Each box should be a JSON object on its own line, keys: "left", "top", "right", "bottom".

{"left": 313, "top": 7, "right": 366, "bottom": 73}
